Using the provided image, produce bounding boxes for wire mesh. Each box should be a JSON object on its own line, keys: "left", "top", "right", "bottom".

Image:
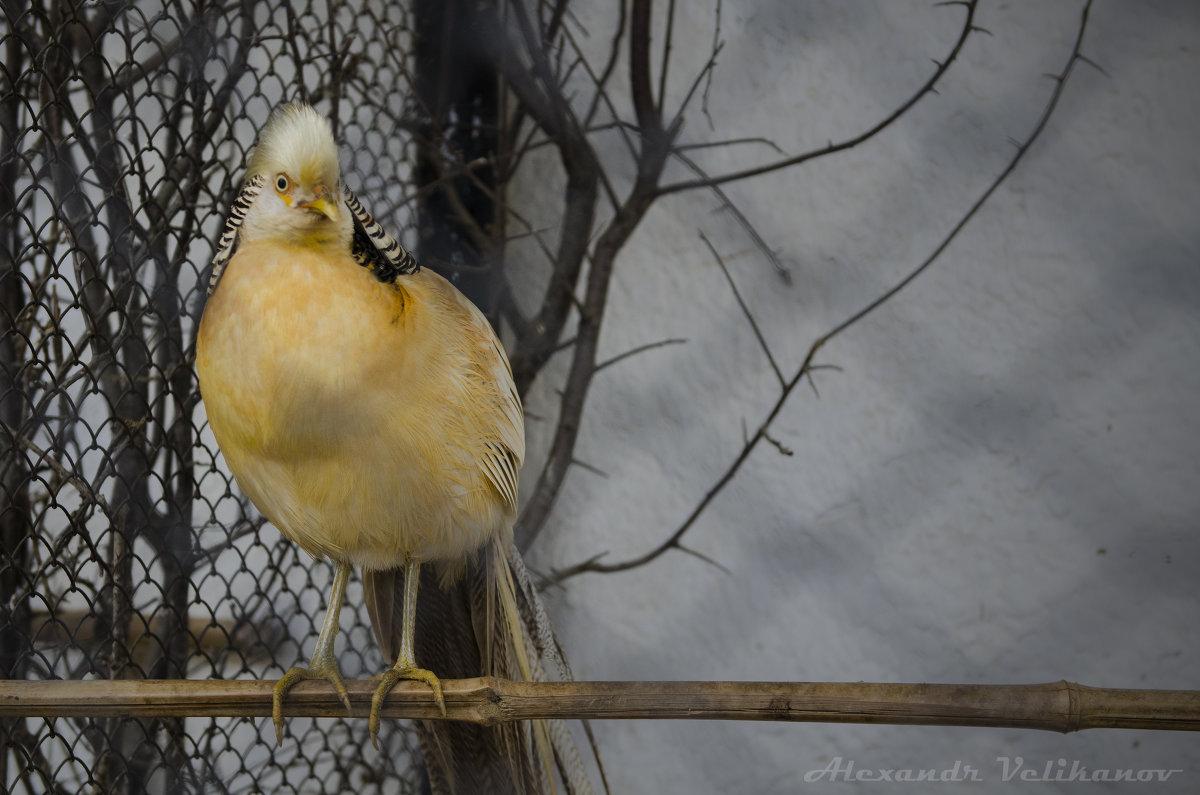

{"left": 1, "top": 1, "right": 428, "bottom": 791}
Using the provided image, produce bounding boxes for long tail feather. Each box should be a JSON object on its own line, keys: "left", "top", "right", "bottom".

{"left": 505, "top": 545, "right": 606, "bottom": 795}
{"left": 494, "top": 544, "right": 557, "bottom": 792}
{"left": 363, "top": 541, "right": 600, "bottom": 794}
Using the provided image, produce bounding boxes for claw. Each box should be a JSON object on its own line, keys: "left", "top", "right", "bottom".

{"left": 272, "top": 560, "right": 354, "bottom": 745}
{"left": 272, "top": 659, "right": 352, "bottom": 745}
{"left": 369, "top": 665, "right": 446, "bottom": 749}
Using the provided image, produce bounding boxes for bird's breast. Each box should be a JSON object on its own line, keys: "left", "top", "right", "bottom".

{"left": 198, "top": 240, "right": 406, "bottom": 451}
{"left": 197, "top": 241, "right": 513, "bottom": 567}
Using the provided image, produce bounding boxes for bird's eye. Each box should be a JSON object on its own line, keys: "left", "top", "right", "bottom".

{"left": 275, "top": 175, "right": 289, "bottom": 192}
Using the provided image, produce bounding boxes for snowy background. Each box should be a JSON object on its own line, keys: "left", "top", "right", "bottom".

{"left": 515, "top": 1, "right": 1200, "bottom": 792}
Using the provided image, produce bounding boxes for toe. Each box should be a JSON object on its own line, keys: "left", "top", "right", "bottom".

{"left": 369, "top": 667, "right": 446, "bottom": 748}
{"left": 272, "top": 667, "right": 306, "bottom": 745}
{"left": 271, "top": 661, "right": 350, "bottom": 744}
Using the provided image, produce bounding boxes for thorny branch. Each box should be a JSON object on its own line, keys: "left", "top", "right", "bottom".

{"left": 655, "top": 0, "right": 981, "bottom": 197}
{"left": 514, "top": 0, "right": 681, "bottom": 550}
{"left": 509, "top": 0, "right": 981, "bottom": 551}
{"left": 545, "top": 0, "right": 1099, "bottom": 586}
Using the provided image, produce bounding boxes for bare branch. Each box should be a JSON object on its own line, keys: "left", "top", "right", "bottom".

{"left": 658, "top": 0, "right": 677, "bottom": 121}
{"left": 674, "top": 543, "right": 732, "bottom": 575}
{"left": 514, "top": 0, "right": 684, "bottom": 551}
{"left": 675, "top": 148, "right": 791, "bottom": 283}
{"left": 700, "top": 231, "right": 784, "bottom": 389}
{"left": 700, "top": 0, "right": 724, "bottom": 129}
{"left": 570, "top": 457, "right": 609, "bottom": 479}
{"left": 808, "top": 0, "right": 1097, "bottom": 353}
{"left": 666, "top": 34, "right": 724, "bottom": 137}
{"left": 675, "top": 136, "right": 786, "bottom": 156}
{"left": 594, "top": 337, "right": 687, "bottom": 373}
{"left": 656, "top": 0, "right": 980, "bottom": 197}
{"left": 489, "top": 2, "right": 601, "bottom": 395}
{"left": 629, "top": 0, "right": 662, "bottom": 141}
{"left": 546, "top": 0, "right": 1096, "bottom": 585}
{"left": 762, "top": 430, "right": 793, "bottom": 457}
{"left": 583, "top": 2, "right": 627, "bottom": 128}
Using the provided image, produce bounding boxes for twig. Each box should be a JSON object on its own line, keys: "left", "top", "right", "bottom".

{"left": 700, "top": 231, "right": 784, "bottom": 388}
{"left": 658, "top": 0, "right": 677, "bottom": 121}
{"left": 594, "top": 338, "right": 687, "bottom": 373}
{"left": 762, "top": 430, "right": 793, "bottom": 457}
{"left": 675, "top": 136, "right": 786, "bottom": 156}
{"left": 655, "top": 0, "right": 980, "bottom": 196}
{"left": 570, "top": 458, "right": 609, "bottom": 479}
{"left": 678, "top": 149, "right": 791, "bottom": 283}
{"left": 582, "top": 2, "right": 627, "bottom": 128}
{"left": 700, "top": 0, "right": 724, "bottom": 128}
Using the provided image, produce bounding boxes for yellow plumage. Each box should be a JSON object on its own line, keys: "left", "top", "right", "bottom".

{"left": 198, "top": 240, "right": 522, "bottom": 568}
{"left": 195, "top": 103, "right": 527, "bottom": 752}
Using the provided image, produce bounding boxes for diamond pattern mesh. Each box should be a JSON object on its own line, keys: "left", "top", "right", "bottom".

{"left": 1, "top": 1, "right": 426, "bottom": 791}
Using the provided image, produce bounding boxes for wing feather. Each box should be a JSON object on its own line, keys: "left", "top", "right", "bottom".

{"left": 207, "top": 174, "right": 266, "bottom": 295}
{"left": 480, "top": 442, "right": 520, "bottom": 511}
{"left": 340, "top": 185, "right": 523, "bottom": 515}
{"left": 448, "top": 288, "right": 525, "bottom": 513}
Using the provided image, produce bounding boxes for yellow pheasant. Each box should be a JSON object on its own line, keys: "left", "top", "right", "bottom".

{"left": 195, "top": 104, "right": 541, "bottom": 762}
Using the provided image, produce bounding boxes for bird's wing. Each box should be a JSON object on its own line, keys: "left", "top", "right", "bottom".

{"left": 446, "top": 286, "right": 526, "bottom": 515}
{"left": 207, "top": 174, "right": 266, "bottom": 295}
{"left": 342, "top": 184, "right": 420, "bottom": 282}
{"left": 480, "top": 374, "right": 524, "bottom": 515}
{"left": 341, "top": 183, "right": 522, "bottom": 513}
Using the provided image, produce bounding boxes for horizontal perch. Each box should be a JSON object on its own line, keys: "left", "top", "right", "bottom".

{"left": 1, "top": 678, "right": 1196, "bottom": 733}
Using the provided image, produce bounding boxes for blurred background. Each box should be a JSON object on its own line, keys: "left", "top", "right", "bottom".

{"left": 1, "top": 0, "right": 1197, "bottom": 792}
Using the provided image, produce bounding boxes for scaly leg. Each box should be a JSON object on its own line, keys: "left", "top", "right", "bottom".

{"left": 370, "top": 558, "right": 446, "bottom": 748}
{"left": 273, "top": 559, "right": 353, "bottom": 744}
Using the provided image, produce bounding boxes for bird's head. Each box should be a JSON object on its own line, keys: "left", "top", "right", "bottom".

{"left": 242, "top": 103, "right": 350, "bottom": 247}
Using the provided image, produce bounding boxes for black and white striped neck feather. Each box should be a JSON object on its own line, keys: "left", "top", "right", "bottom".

{"left": 207, "top": 179, "right": 420, "bottom": 296}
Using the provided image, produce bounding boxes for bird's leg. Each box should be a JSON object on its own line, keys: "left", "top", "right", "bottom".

{"left": 273, "top": 559, "right": 353, "bottom": 744}
{"left": 370, "top": 558, "right": 445, "bottom": 748}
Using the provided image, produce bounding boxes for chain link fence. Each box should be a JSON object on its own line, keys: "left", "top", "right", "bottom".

{"left": 1, "top": 1, "right": 434, "bottom": 791}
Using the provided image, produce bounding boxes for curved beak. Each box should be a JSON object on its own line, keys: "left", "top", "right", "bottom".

{"left": 299, "top": 194, "right": 340, "bottom": 222}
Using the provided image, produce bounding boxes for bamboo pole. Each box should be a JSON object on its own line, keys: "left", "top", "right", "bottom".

{"left": 0, "top": 678, "right": 1197, "bottom": 732}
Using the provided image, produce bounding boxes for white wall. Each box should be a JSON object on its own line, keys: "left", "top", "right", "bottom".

{"left": 521, "top": 1, "right": 1200, "bottom": 791}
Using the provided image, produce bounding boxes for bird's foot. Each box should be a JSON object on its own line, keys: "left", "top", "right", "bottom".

{"left": 273, "top": 658, "right": 351, "bottom": 745}
{"left": 369, "top": 664, "right": 446, "bottom": 749}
